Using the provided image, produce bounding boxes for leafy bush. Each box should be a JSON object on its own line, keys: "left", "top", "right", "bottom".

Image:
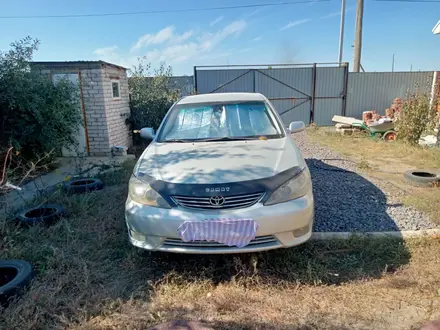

{"left": 394, "top": 91, "right": 437, "bottom": 144}
{"left": 128, "top": 59, "right": 180, "bottom": 133}
{"left": 0, "top": 37, "right": 82, "bottom": 159}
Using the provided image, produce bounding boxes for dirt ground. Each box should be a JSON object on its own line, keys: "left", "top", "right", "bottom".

{"left": 1, "top": 161, "right": 440, "bottom": 330}
{"left": 307, "top": 127, "right": 440, "bottom": 226}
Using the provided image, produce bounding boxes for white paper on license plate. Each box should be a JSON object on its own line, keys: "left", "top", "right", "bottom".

{"left": 177, "top": 219, "right": 259, "bottom": 248}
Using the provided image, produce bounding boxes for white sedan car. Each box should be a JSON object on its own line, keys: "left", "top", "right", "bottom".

{"left": 125, "top": 92, "right": 314, "bottom": 254}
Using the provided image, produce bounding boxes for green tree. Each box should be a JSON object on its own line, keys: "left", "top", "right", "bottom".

{"left": 0, "top": 37, "right": 81, "bottom": 159}
{"left": 128, "top": 58, "right": 180, "bottom": 132}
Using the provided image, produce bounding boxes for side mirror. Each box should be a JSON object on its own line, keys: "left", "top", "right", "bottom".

{"left": 288, "top": 121, "right": 305, "bottom": 133}
{"left": 140, "top": 127, "right": 155, "bottom": 140}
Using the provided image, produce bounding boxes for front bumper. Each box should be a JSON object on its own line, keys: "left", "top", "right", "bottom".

{"left": 125, "top": 190, "right": 314, "bottom": 254}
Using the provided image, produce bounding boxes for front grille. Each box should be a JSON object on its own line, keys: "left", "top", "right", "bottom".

{"left": 171, "top": 192, "right": 265, "bottom": 210}
{"left": 163, "top": 235, "right": 278, "bottom": 248}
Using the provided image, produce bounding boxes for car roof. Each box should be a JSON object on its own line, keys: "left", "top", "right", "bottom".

{"left": 177, "top": 92, "right": 266, "bottom": 104}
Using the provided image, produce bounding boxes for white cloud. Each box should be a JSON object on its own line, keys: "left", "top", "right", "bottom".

{"left": 210, "top": 16, "right": 223, "bottom": 26}
{"left": 131, "top": 26, "right": 174, "bottom": 51}
{"left": 199, "top": 19, "right": 247, "bottom": 51}
{"left": 239, "top": 48, "right": 252, "bottom": 53}
{"left": 93, "top": 45, "right": 118, "bottom": 56}
{"left": 98, "top": 19, "right": 247, "bottom": 71}
{"left": 200, "top": 52, "right": 231, "bottom": 60}
{"left": 173, "top": 30, "right": 194, "bottom": 43}
{"left": 131, "top": 26, "right": 195, "bottom": 52}
{"left": 222, "top": 20, "right": 247, "bottom": 36}
{"left": 144, "top": 49, "right": 163, "bottom": 62}
{"left": 138, "top": 20, "right": 246, "bottom": 66}
{"left": 320, "top": 11, "right": 341, "bottom": 19}
{"left": 245, "top": 8, "right": 263, "bottom": 18}
{"left": 161, "top": 43, "right": 199, "bottom": 63}
{"left": 280, "top": 19, "right": 311, "bottom": 31}
{"left": 92, "top": 46, "right": 138, "bottom": 70}
{"left": 253, "top": 35, "right": 262, "bottom": 42}
{"left": 147, "top": 20, "right": 247, "bottom": 63}
{"left": 320, "top": 7, "right": 354, "bottom": 19}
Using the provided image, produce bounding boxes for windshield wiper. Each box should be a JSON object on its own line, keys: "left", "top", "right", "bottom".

{"left": 161, "top": 139, "right": 194, "bottom": 143}
{"left": 194, "top": 136, "right": 260, "bottom": 142}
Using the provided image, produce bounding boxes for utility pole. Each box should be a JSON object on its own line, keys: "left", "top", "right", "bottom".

{"left": 353, "top": 0, "right": 364, "bottom": 72}
{"left": 338, "top": 0, "right": 346, "bottom": 64}
{"left": 391, "top": 54, "right": 395, "bottom": 72}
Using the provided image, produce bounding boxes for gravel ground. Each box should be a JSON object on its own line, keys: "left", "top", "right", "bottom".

{"left": 293, "top": 131, "right": 436, "bottom": 232}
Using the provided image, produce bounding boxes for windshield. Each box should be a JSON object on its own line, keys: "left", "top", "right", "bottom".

{"left": 157, "top": 101, "right": 284, "bottom": 142}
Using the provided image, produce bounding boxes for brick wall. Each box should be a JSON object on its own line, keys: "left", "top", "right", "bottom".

{"left": 101, "top": 65, "right": 131, "bottom": 150}
{"left": 34, "top": 62, "right": 131, "bottom": 157}
{"left": 80, "top": 68, "right": 111, "bottom": 156}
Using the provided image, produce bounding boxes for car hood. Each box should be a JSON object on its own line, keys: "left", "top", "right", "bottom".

{"left": 135, "top": 137, "right": 305, "bottom": 184}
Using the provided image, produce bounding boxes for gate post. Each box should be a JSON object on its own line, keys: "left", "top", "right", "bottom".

{"left": 310, "top": 63, "right": 317, "bottom": 124}
{"left": 193, "top": 66, "right": 198, "bottom": 94}
{"left": 341, "top": 62, "right": 349, "bottom": 116}
{"left": 253, "top": 69, "right": 256, "bottom": 92}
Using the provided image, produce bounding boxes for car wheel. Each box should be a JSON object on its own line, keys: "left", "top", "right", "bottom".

{"left": 15, "top": 204, "right": 67, "bottom": 226}
{"left": 404, "top": 169, "right": 440, "bottom": 187}
{"left": 0, "top": 260, "right": 34, "bottom": 306}
{"left": 63, "top": 177, "right": 104, "bottom": 194}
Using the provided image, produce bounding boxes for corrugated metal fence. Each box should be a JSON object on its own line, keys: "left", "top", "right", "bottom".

{"left": 194, "top": 64, "right": 348, "bottom": 126}
{"left": 195, "top": 67, "right": 314, "bottom": 124}
{"left": 192, "top": 65, "right": 434, "bottom": 126}
{"left": 346, "top": 72, "right": 433, "bottom": 119}
{"left": 168, "top": 76, "right": 194, "bottom": 96}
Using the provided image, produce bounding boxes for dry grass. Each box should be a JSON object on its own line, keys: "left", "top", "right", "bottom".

{"left": 307, "top": 127, "right": 440, "bottom": 169}
{"left": 1, "top": 160, "right": 440, "bottom": 329}
{"left": 307, "top": 127, "right": 440, "bottom": 225}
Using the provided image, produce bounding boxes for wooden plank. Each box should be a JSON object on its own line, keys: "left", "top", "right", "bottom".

{"left": 332, "top": 115, "right": 363, "bottom": 126}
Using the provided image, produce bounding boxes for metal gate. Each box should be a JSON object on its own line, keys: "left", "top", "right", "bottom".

{"left": 194, "top": 63, "right": 349, "bottom": 126}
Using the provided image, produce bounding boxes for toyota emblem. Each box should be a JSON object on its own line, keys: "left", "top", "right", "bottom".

{"left": 209, "top": 196, "right": 225, "bottom": 206}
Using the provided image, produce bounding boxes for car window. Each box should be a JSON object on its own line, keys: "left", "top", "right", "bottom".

{"left": 157, "top": 101, "right": 283, "bottom": 142}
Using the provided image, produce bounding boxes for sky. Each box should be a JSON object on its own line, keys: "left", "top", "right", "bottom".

{"left": 1, "top": 0, "right": 440, "bottom": 75}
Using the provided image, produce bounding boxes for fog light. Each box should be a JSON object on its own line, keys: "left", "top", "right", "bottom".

{"left": 130, "top": 230, "right": 146, "bottom": 241}
{"left": 293, "top": 224, "right": 310, "bottom": 237}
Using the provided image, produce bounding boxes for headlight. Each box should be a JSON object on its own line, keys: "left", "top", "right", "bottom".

{"left": 128, "top": 176, "right": 171, "bottom": 208}
{"left": 264, "top": 168, "right": 311, "bottom": 206}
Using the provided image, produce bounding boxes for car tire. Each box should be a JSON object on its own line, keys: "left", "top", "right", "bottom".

{"left": 63, "top": 177, "right": 104, "bottom": 194}
{"left": 0, "top": 260, "right": 34, "bottom": 306}
{"left": 15, "top": 204, "right": 67, "bottom": 226}
{"left": 404, "top": 169, "right": 440, "bottom": 187}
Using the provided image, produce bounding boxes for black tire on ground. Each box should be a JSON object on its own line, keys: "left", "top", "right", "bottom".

{"left": 0, "top": 260, "right": 34, "bottom": 306}
{"left": 404, "top": 169, "right": 440, "bottom": 187}
{"left": 63, "top": 177, "right": 104, "bottom": 194}
{"left": 15, "top": 204, "right": 67, "bottom": 226}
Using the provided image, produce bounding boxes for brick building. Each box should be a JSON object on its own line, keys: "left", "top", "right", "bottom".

{"left": 33, "top": 61, "right": 131, "bottom": 156}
